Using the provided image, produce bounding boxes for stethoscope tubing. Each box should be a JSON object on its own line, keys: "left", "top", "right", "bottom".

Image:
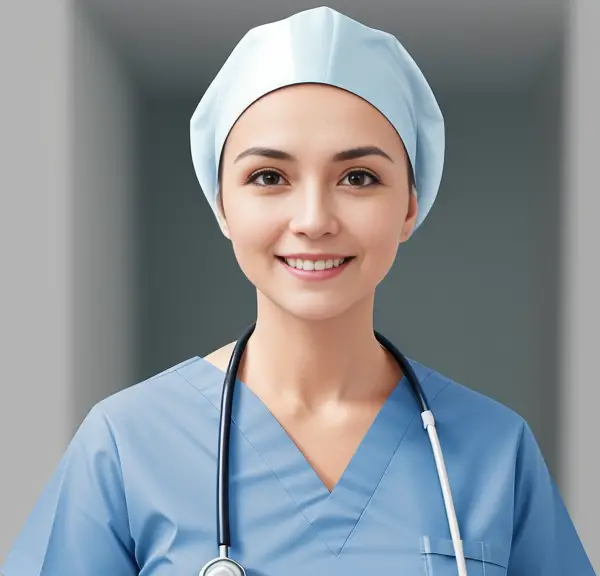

{"left": 211, "top": 322, "right": 468, "bottom": 576}
{"left": 216, "top": 323, "right": 429, "bottom": 547}
{"left": 217, "top": 323, "right": 255, "bottom": 548}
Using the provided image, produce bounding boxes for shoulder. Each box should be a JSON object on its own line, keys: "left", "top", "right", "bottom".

{"left": 410, "top": 358, "right": 529, "bottom": 451}
{"left": 409, "top": 359, "right": 595, "bottom": 572}
{"left": 82, "top": 354, "right": 227, "bottom": 446}
{"left": 94, "top": 356, "right": 203, "bottom": 417}
{"left": 61, "top": 355, "right": 228, "bottom": 493}
{"left": 59, "top": 353, "right": 230, "bottom": 491}
{"left": 412, "top": 358, "right": 524, "bottom": 423}
{"left": 411, "top": 359, "right": 550, "bottom": 512}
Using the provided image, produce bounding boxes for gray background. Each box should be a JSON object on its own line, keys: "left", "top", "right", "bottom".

{"left": 1, "top": 0, "right": 598, "bottom": 567}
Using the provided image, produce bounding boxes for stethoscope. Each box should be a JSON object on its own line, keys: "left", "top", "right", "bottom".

{"left": 199, "top": 323, "right": 468, "bottom": 576}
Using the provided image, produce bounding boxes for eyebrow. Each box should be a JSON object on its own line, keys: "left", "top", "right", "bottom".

{"left": 233, "top": 145, "right": 394, "bottom": 164}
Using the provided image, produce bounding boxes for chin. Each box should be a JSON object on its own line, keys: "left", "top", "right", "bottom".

{"left": 270, "top": 293, "right": 358, "bottom": 322}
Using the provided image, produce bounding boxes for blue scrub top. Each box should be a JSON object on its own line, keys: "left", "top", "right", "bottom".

{"left": 2, "top": 357, "right": 596, "bottom": 575}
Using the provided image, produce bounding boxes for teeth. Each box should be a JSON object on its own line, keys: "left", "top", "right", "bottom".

{"left": 283, "top": 257, "right": 350, "bottom": 270}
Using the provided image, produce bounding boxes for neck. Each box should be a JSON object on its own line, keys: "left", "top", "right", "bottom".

{"left": 239, "top": 293, "right": 401, "bottom": 412}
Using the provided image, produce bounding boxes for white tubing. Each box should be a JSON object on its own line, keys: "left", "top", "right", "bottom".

{"left": 421, "top": 410, "right": 468, "bottom": 576}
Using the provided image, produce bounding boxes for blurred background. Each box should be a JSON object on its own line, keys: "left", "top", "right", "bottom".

{"left": 1, "top": 0, "right": 598, "bottom": 567}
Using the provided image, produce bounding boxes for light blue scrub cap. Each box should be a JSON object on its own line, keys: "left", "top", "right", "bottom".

{"left": 190, "top": 6, "right": 444, "bottom": 231}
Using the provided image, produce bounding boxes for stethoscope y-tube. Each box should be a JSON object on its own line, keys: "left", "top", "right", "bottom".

{"left": 200, "top": 323, "right": 468, "bottom": 576}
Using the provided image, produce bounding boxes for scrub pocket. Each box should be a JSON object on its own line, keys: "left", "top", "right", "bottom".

{"left": 420, "top": 536, "right": 509, "bottom": 576}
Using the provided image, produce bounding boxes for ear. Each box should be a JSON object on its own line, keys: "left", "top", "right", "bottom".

{"left": 215, "top": 190, "right": 231, "bottom": 239}
{"left": 399, "top": 186, "right": 418, "bottom": 243}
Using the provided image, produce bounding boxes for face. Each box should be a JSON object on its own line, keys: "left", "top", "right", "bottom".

{"left": 218, "top": 83, "right": 417, "bottom": 321}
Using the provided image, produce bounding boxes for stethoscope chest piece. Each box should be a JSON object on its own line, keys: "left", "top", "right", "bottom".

{"left": 199, "top": 556, "right": 246, "bottom": 576}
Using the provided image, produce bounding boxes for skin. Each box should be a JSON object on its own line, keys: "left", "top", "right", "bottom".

{"left": 205, "top": 83, "right": 418, "bottom": 490}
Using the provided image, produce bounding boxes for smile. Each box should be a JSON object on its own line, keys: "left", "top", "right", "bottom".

{"left": 277, "top": 256, "right": 354, "bottom": 271}
{"left": 275, "top": 255, "right": 356, "bottom": 281}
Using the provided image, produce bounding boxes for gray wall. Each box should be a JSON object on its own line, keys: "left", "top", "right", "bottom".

{"left": 529, "top": 44, "right": 564, "bottom": 482}
{"left": 136, "top": 62, "right": 563, "bottom": 475}
{"left": 71, "top": 0, "right": 140, "bottom": 431}
{"left": 1, "top": 0, "right": 73, "bottom": 561}
{"left": 136, "top": 94, "right": 256, "bottom": 380}
{"left": 560, "top": 0, "right": 600, "bottom": 561}
{"left": 0, "top": 0, "right": 139, "bottom": 562}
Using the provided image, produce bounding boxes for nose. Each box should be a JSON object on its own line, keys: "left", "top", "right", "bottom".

{"left": 288, "top": 182, "right": 339, "bottom": 239}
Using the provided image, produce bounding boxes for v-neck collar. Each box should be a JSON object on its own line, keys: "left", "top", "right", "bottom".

{"left": 181, "top": 356, "right": 431, "bottom": 555}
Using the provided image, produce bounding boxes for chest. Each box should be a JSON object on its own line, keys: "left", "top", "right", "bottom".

{"left": 273, "top": 403, "right": 385, "bottom": 492}
{"left": 120, "top": 372, "right": 515, "bottom": 575}
{"left": 124, "top": 408, "right": 513, "bottom": 576}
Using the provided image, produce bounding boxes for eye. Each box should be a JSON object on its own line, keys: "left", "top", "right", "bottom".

{"left": 340, "top": 169, "right": 381, "bottom": 188}
{"left": 247, "top": 169, "right": 287, "bottom": 187}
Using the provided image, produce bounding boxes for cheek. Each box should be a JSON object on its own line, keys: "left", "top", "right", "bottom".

{"left": 346, "top": 203, "right": 404, "bottom": 281}
{"left": 350, "top": 200, "right": 404, "bottom": 251}
{"left": 224, "top": 202, "right": 283, "bottom": 262}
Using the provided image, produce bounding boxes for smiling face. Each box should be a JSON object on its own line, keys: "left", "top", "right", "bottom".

{"left": 217, "top": 83, "right": 417, "bottom": 321}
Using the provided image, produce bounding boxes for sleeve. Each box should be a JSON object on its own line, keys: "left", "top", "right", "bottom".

{"left": 507, "top": 421, "right": 597, "bottom": 575}
{"left": 1, "top": 404, "right": 139, "bottom": 576}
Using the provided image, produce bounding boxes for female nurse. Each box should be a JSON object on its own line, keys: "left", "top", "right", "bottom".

{"left": 1, "top": 6, "right": 596, "bottom": 576}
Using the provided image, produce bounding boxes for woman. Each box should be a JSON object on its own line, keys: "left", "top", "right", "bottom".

{"left": 1, "top": 6, "right": 595, "bottom": 576}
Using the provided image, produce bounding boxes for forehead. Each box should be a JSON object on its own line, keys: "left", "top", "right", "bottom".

{"left": 222, "top": 83, "right": 405, "bottom": 157}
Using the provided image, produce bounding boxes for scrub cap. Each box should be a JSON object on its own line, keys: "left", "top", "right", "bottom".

{"left": 190, "top": 6, "right": 444, "bottom": 231}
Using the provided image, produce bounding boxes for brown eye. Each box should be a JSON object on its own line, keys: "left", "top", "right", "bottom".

{"left": 341, "top": 170, "right": 380, "bottom": 187}
{"left": 247, "top": 170, "right": 286, "bottom": 187}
